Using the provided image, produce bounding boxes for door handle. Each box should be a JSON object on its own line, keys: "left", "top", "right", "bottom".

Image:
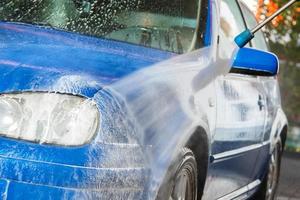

{"left": 258, "top": 95, "right": 265, "bottom": 111}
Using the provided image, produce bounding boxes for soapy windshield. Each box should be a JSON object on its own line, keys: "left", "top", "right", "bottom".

{"left": 0, "top": 0, "right": 204, "bottom": 53}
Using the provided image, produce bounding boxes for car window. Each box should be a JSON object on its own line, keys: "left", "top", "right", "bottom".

{"left": 238, "top": 2, "right": 268, "bottom": 51}
{"left": 0, "top": 0, "right": 204, "bottom": 54}
{"left": 220, "top": 0, "right": 246, "bottom": 42}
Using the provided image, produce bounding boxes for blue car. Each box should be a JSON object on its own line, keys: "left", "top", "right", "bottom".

{"left": 0, "top": 0, "right": 287, "bottom": 199}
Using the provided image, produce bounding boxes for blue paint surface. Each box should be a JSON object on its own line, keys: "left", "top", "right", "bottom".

{"left": 0, "top": 21, "right": 171, "bottom": 195}
{"left": 0, "top": 179, "right": 8, "bottom": 198}
{"left": 0, "top": 0, "right": 281, "bottom": 198}
{"left": 204, "top": 0, "right": 212, "bottom": 46}
{"left": 6, "top": 179, "right": 144, "bottom": 199}
{"left": 233, "top": 47, "right": 279, "bottom": 76}
{"left": 0, "top": 22, "right": 174, "bottom": 96}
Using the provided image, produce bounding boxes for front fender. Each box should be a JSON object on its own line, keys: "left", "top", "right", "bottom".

{"left": 268, "top": 107, "right": 288, "bottom": 152}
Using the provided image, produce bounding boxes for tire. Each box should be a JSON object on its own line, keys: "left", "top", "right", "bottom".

{"left": 156, "top": 148, "right": 198, "bottom": 200}
{"left": 253, "top": 139, "right": 282, "bottom": 200}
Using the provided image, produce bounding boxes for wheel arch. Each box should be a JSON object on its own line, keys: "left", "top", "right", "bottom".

{"left": 185, "top": 126, "right": 210, "bottom": 198}
{"left": 279, "top": 125, "right": 288, "bottom": 151}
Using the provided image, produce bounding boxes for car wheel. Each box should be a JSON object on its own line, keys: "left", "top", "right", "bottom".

{"left": 254, "top": 140, "right": 282, "bottom": 200}
{"left": 156, "top": 148, "right": 198, "bottom": 200}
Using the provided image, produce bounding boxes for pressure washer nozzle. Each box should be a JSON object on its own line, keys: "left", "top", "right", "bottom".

{"left": 234, "top": 29, "right": 254, "bottom": 48}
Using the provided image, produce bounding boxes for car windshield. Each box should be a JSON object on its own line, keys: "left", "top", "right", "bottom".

{"left": 0, "top": 0, "right": 203, "bottom": 53}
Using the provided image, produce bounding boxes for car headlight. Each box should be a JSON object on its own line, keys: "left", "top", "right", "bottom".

{"left": 0, "top": 92, "right": 99, "bottom": 146}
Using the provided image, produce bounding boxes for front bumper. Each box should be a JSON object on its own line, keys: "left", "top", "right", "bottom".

{"left": 0, "top": 155, "right": 147, "bottom": 200}
{"left": 0, "top": 178, "right": 145, "bottom": 200}
{"left": 0, "top": 138, "right": 149, "bottom": 200}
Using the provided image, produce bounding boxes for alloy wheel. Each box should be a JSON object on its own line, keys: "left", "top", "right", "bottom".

{"left": 265, "top": 144, "right": 280, "bottom": 200}
{"left": 169, "top": 157, "right": 197, "bottom": 200}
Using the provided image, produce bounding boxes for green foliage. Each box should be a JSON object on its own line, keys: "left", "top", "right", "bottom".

{"left": 260, "top": 1, "right": 299, "bottom": 60}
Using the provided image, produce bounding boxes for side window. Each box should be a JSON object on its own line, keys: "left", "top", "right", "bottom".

{"left": 239, "top": 2, "right": 269, "bottom": 51}
{"left": 220, "top": 0, "right": 246, "bottom": 41}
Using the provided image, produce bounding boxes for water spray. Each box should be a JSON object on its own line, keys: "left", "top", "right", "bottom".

{"left": 235, "top": 0, "right": 299, "bottom": 48}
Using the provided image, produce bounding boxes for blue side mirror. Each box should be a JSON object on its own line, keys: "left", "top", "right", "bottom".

{"left": 231, "top": 47, "right": 279, "bottom": 76}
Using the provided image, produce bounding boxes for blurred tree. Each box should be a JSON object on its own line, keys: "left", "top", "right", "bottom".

{"left": 256, "top": 0, "right": 299, "bottom": 60}
{"left": 256, "top": 0, "right": 300, "bottom": 124}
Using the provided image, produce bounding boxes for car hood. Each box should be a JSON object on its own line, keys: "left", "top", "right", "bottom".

{"left": 0, "top": 22, "right": 174, "bottom": 97}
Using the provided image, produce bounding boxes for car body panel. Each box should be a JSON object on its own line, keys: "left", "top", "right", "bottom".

{"left": 0, "top": 0, "right": 288, "bottom": 199}
{"left": 0, "top": 10, "right": 223, "bottom": 198}
{"left": 203, "top": 74, "right": 267, "bottom": 199}
{"left": 0, "top": 22, "right": 174, "bottom": 97}
{"left": 1, "top": 178, "right": 145, "bottom": 200}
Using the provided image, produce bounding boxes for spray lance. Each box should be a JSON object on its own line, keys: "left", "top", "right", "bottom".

{"left": 235, "top": 0, "right": 299, "bottom": 48}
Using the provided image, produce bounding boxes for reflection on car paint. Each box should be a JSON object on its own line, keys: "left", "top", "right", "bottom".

{"left": 0, "top": 1, "right": 288, "bottom": 199}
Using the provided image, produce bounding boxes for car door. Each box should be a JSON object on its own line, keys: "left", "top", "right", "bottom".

{"left": 203, "top": 1, "right": 266, "bottom": 199}
{"left": 237, "top": 1, "right": 274, "bottom": 185}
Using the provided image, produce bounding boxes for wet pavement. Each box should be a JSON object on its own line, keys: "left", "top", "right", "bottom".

{"left": 277, "top": 151, "right": 300, "bottom": 200}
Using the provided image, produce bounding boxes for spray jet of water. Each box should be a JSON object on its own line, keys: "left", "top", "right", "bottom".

{"left": 98, "top": 42, "right": 239, "bottom": 199}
